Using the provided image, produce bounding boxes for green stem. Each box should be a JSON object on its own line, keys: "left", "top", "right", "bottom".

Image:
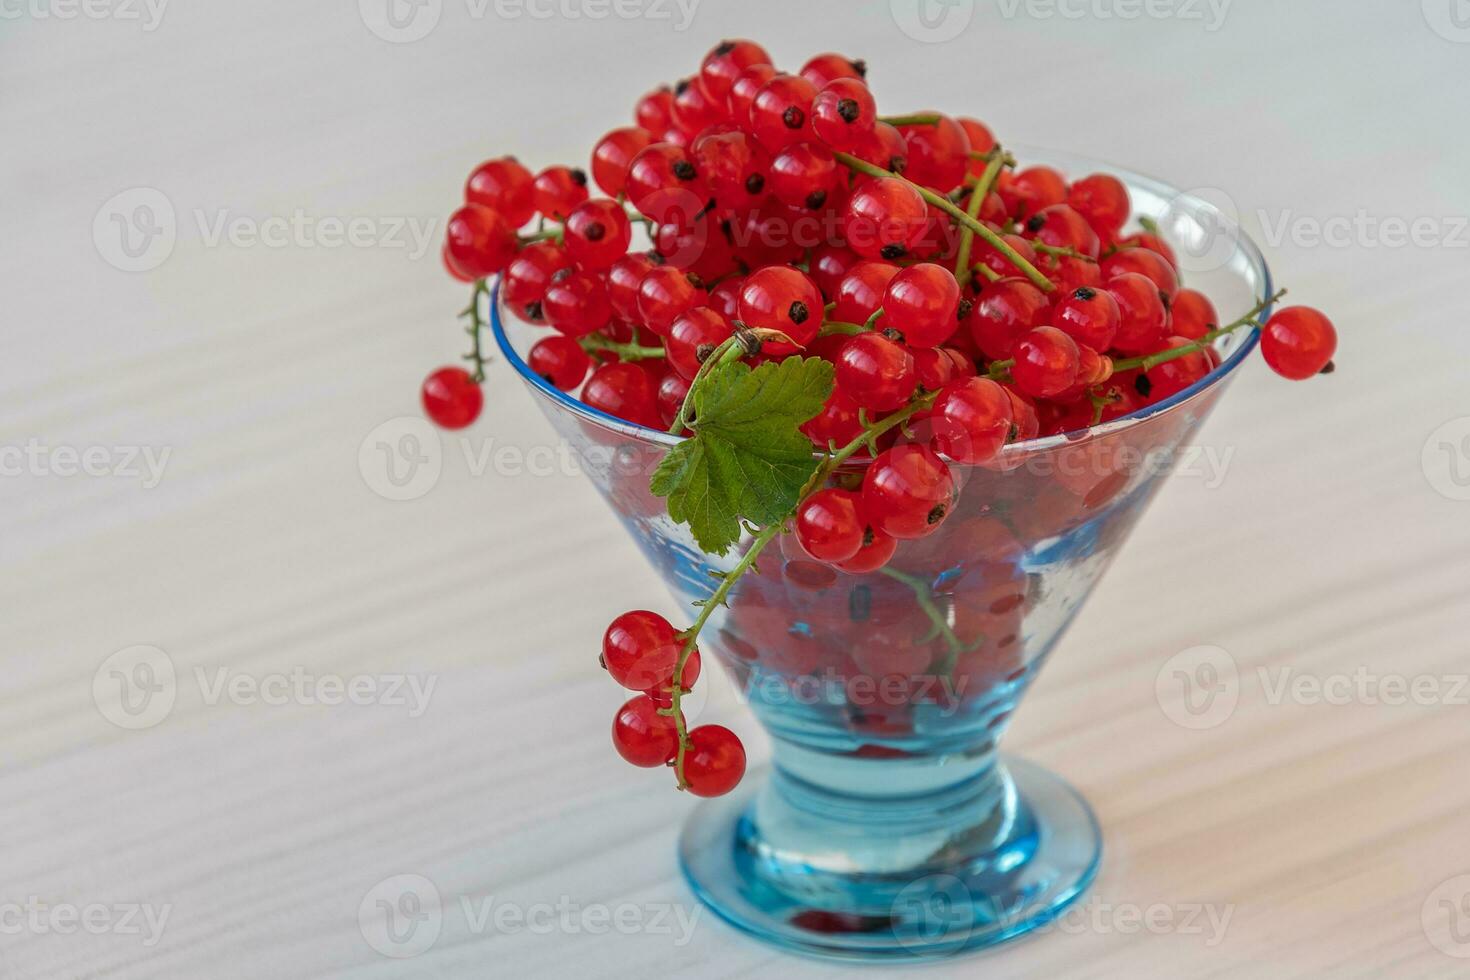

{"left": 579, "top": 334, "right": 667, "bottom": 362}
{"left": 1110, "top": 289, "right": 1286, "bottom": 373}
{"left": 878, "top": 113, "right": 940, "bottom": 127}
{"left": 462, "top": 279, "right": 490, "bottom": 382}
{"left": 818, "top": 320, "right": 870, "bottom": 337}
{"left": 517, "top": 228, "right": 562, "bottom": 246}
{"left": 667, "top": 336, "right": 743, "bottom": 435}
{"left": 880, "top": 567, "right": 966, "bottom": 671}
{"left": 1032, "top": 242, "right": 1097, "bottom": 263}
{"left": 954, "top": 149, "right": 1007, "bottom": 292}
{"left": 833, "top": 151, "right": 1056, "bottom": 294}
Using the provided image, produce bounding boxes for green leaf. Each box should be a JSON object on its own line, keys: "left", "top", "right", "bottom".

{"left": 650, "top": 356, "right": 834, "bottom": 555}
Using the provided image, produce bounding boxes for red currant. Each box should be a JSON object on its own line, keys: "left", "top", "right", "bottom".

{"left": 528, "top": 335, "right": 591, "bottom": 391}
{"left": 1067, "top": 173, "right": 1130, "bottom": 238}
{"left": 670, "top": 75, "right": 726, "bottom": 135}
{"left": 737, "top": 266, "right": 822, "bottom": 356}
{"left": 800, "top": 52, "right": 866, "bottom": 87}
{"left": 665, "top": 307, "right": 733, "bottom": 380}
{"left": 834, "top": 525, "right": 897, "bottom": 573}
{"left": 1012, "top": 326, "right": 1080, "bottom": 399}
{"left": 657, "top": 371, "right": 691, "bottom": 429}
{"left": 728, "top": 63, "right": 778, "bottom": 129}
{"left": 1169, "top": 288, "right": 1218, "bottom": 340}
{"left": 636, "top": 266, "right": 708, "bottom": 335}
{"left": 810, "top": 78, "right": 876, "bottom": 151}
{"left": 972, "top": 231, "right": 1037, "bottom": 282}
{"left": 1113, "top": 231, "right": 1178, "bottom": 270}
{"left": 810, "top": 243, "right": 861, "bottom": 298}
{"left": 445, "top": 204, "right": 517, "bottom": 279}
{"left": 795, "top": 488, "right": 866, "bottom": 563}
{"left": 931, "top": 377, "right": 1013, "bottom": 464}
{"left": 748, "top": 74, "right": 819, "bottom": 153}
{"left": 833, "top": 260, "right": 899, "bottom": 325}
{"left": 626, "top": 143, "right": 707, "bottom": 225}
{"left": 465, "top": 157, "right": 534, "bottom": 227}
{"left": 1107, "top": 272, "right": 1169, "bottom": 354}
{"left": 836, "top": 333, "right": 917, "bottom": 411}
{"left": 607, "top": 253, "right": 660, "bottom": 321}
{"left": 683, "top": 725, "right": 746, "bottom": 797}
{"left": 503, "top": 240, "right": 571, "bottom": 310}
{"left": 843, "top": 177, "right": 929, "bottom": 260}
{"left": 913, "top": 347, "right": 974, "bottom": 391}
{"left": 959, "top": 118, "right": 997, "bottom": 175}
{"left": 1052, "top": 285, "right": 1120, "bottom": 351}
{"left": 968, "top": 277, "right": 1051, "bottom": 359}
{"left": 1026, "top": 203, "right": 1100, "bottom": 259}
{"left": 590, "top": 127, "right": 655, "bottom": 197}
{"left": 999, "top": 165, "right": 1067, "bottom": 219}
{"left": 1102, "top": 247, "right": 1179, "bottom": 298}
{"left": 768, "top": 142, "right": 839, "bottom": 210}
{"left": 852, "top": 122, "right": 909, "bottom": 175}
{"left": 707, "top": 275, "right": 744, "bottom": 319}
{"left": 612, "top": 694, "right": 679, "bottom": 767}
{"left": 421, "top": 367, "right": 482, "bottom": 430}
{"left": 602, "top": 610, "right": 690, "bottom": 691}
{"left": 1261, "top": 307, "right": 1337, "bottom": 379}
{"left": 442, "top": 243, "right": 472, "bottom": 283}
{"left": 699, "top": 39, "right": 772, "bottom": 101}
{"left": 543, "top": 269, "right": 613, "bottom": 337}
{"left": 634, "top": 87, "right": 675, "bottom": 134}
{"left": 584, "top": 362, "right": 662, "bottom": 428}
{"left": 563, "top": 199, "right": 632, "bottom": 271}
{"left": 1144, "top": 336, "right": 1212, "bottom": 399}
{"left": 531, "top": 165, "right": 589, "bottom": 221}
{"left": 692, "top": 128, "right": 770, "bottom": 211}
{"left": 882, "top": 262, "right": 962, "bottom": 348}
{"left": 898, "top": 113, "right": 971, "bottom": 192}
{"left": 862, "top": 443, "right": 955, "bottom": 539}
{"left": 801, "top": 390, "right": 866, "bottom": 449}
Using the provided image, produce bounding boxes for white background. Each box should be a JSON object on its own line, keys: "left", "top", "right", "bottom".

{"left": 4, "top": 0, "right": 1470, "bottom": 976}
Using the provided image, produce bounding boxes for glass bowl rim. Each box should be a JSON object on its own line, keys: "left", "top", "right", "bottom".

{"left": 488, "top": 144, "right": 1272, "bottom": 455}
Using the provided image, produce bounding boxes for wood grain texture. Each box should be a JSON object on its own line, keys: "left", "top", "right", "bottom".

{"left": 3, "top": 1, "right": 1468, "bottom": 976}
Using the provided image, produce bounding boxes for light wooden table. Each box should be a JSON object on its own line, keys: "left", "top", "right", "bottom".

{"left": 5, "top": 1, "right": 1468, "bottom": 976}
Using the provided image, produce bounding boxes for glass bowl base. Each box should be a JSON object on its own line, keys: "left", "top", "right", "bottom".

{"left": 678, "top": 756, "right": 1101, "bottom": 961}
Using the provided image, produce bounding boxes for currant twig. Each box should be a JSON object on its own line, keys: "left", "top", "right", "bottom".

{"left": 833, "top": 151, "right": 1057, "bottom": 294}
{"left": 954, "top": 147, "right": 1007, "bottom": 292}
{"left": 666, "top": 336, "right": 743, "bottom": 435}
{"left": 880, "top": 566, "right": 966, "bottom": 678}
{"left": 579, "top": 334, "right": 668, "bottom": 362}
{"left": 877, "top": 113, "right": 940, "bottom": 127}
{"left": 462, "top": 279, "right": 491, "bottom": 383}
{"left": 1110, "top": 289, "right": 1287, "bottom": 373}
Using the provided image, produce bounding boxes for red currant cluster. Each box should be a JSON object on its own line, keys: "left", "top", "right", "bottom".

{"left": 422, "top": 40, "right": 1340, "bottom": 796}
{"left": 603, "top": 610, "right": 745, "bottom": 796}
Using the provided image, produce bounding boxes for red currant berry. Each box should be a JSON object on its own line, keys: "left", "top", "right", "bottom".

{"left": 968, "top": 278, "right": 1051, "bottom": 359}
{"left": 913, "top": 347, "right": 974, "bottom": 391}
{"left": 843, "top": 177, "right": 928, "bottom": 260}
{"left": 636, "top": 266, "right": 708, "bottom": 335}
{"left": 852, "top": 121, "right": 909, "bottom": 175}
{"left": 445, "top": 204, "right": 517, "bottom": 279}
{"left": 707, "top": 275, "right": 744, "bottom": 319}
{"left": 503, "top": 240, "right": 571, "bottom": 309}
{"left": 421, "top": 366, "right": 483, "bottom": 430}
{"left": 1012, "top": 326, "right": 1081, "bottom": 399}
{"left": 584, "top": 361, "right": 662, "bottom": 428}
{"left": 801, "top": 390, "right": 866, "bottom": 449}
{"left": 800, "top": 52, "right": 867, "bottom": 87}
{"left": 972, "top": 231, "right": 1037, "bottom": 282}
{"left": 635, "top": 87, "right": 675, "bottom": 134}
{"left": 833, "top": 260, "right": 900, "bottom": 325}
{"left": 442, "top": 243, "right": 472, "bottom": 283}
{"left": 810, "top": 243, "right": 861, "bottom": 298}
{"left": 563, "top": 199, "right": 632, "bottom": 271}
{"left": 1169, "top": 288, "right": 1218, "bottom": 340}
{"left": 1144, "top": 337, "right": 1212, "bottom": 399}
{"left": 700, "top": 39, "right": 772, "bottom": 101}
{"left": 1260, "top": 307, "right": 1337, "bottom": 379}
{"left": 795, "top": 488, "right": 866, "bottom": 563}
{"left": 883, "top": 262, "right": 962, "bottom": 348}
{"left": 602, "top": 610, "right": 689, "bottom": 691}
{"left": 1107, "top": 272, "right": 1170, "bottom": 354}
{"left": 999, "top": 165, "right": 1067, "bottom": 219}
{"left": 810, "top": 78, "right": 876, "bottom": 151}
{"left": 465, "top": 157, "right": 534, "bottom": 227}
{"left": 768, "top": 142, "right": 839, "bottom": 210}
{"left": 1113, "top": 231, "right": 1178, "bottom": 269}
{"left": 862, "top": 444, "right": 955, "bottom": 539}
{"left": 692, "top": 128, "right": 770, "bottom": 211}
{"left": 591, "top": 127, "right": 655, "bottom": 197}
{"left": 528, "top": 335, "right": 591, "bottom": 391}
{"left": 836, "top": 333, "right": 918, "bottom": 411}
{"left": 959, "top": 118, "right": 997, "bottom": 175}
{"left": 1101, "top": 247, "right": 1179, "bottom": 298}
{"left": 683, "top": 725, "right": 746, "bottom": 797}
{"left": 748, "top": 74, "right": 819, "bottom": 153}
{"left": 737, "top": 266, "right": 822, "bottom": 356}
{"left": 657, "top": 371, "right": 691, "bottom": 429}
{"left": 834, "top": 525, "right": 897, "bottom": 573}
{"left": 1052, "top": 285, "right": 1120, "bottom": 351}
{"left": 898, "top": 113, "right": 971, "bottom": 192}
{"left": 531, "top": 165, "right": 589, "bottom": 221}
{"left": 543, "top": 269, "right": 613, "bottom": 337}
{"left": 1026, "top": 203, "right": 1100, "bottom": 259}
{"left": 665, "top": 307, "right": 733, "bottom": 380}
{"left": 1002, "top": 386, "right": 1040, "bottom": 440}
{"left": 670, "top": 75, "right": 726, "bottom": 135}
{"left": 626, "top": 143, "right": 707, "bottom": 225}
{"left": 931, "top": 377, "right": 1013, "bottom": 464}
{"left": 607, "top": 253, "right": 660, "bottom": 321}
{"left": 612, "top": 694, "right": 679, "bottom": 767}
{"left": 728, "top": 63, "right": 778, "bottom": 129}
{"left": 1067, "top": 173, "right": 1130, "bottom": 238}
